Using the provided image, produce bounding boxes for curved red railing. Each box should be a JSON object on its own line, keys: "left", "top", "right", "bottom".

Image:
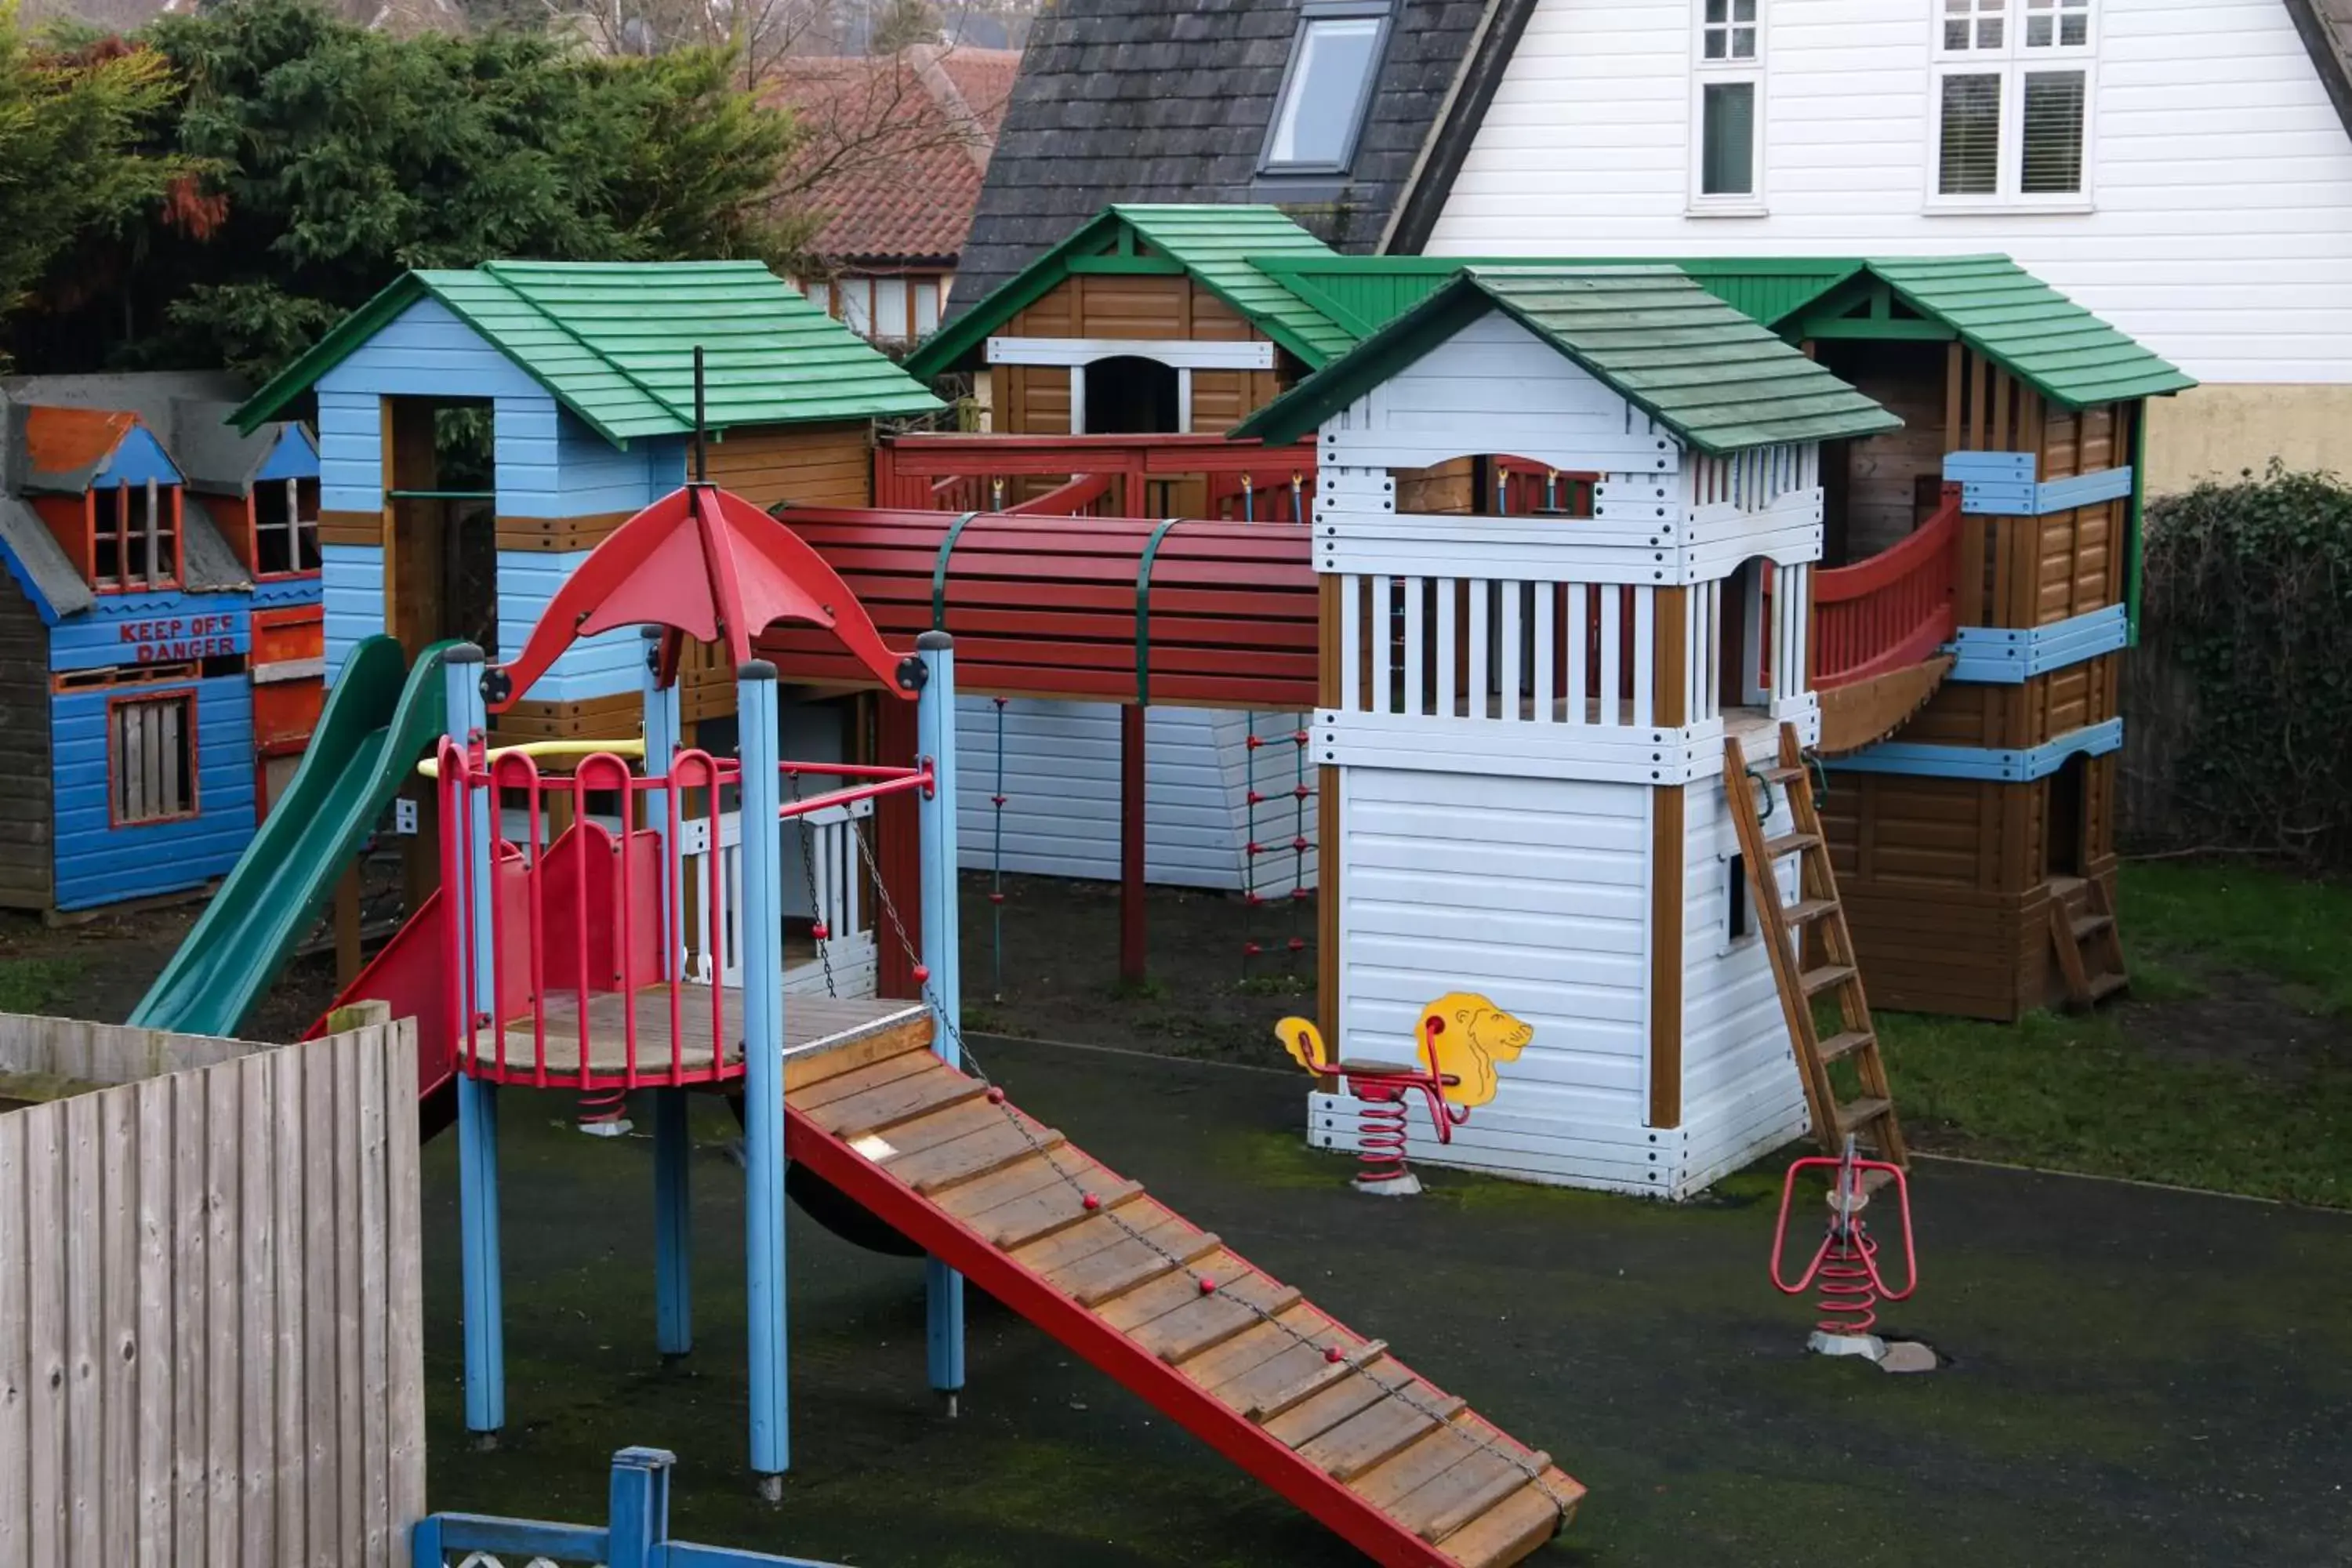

{"left": 432, "top": 742, "right": 931, "bottom": 1093}
{"left": 1812, "top": 485, "right": 1963, "bottom": 690}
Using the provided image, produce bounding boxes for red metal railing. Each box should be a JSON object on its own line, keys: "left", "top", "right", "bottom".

{"left": 435, "top": 742, "right": 932, "bottom": 1092}
{"left": 1811, "top": 485, "right": 1963, "bottom": 689}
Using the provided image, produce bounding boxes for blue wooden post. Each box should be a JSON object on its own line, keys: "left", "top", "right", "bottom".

{"left": 913, "top": 631, "right": 966, "bottom": 1407}
{"left": 643, "top": 633, "right": 692, "bottom": 1359}
{"left": 445, "top": 644, "right": 505, "bottom": 1443}
{"left": 737, "top": 662, "right": 790, "bottom": 1492}
{"left": 604, "top": 1446, "right": 677, "bottom": 1568}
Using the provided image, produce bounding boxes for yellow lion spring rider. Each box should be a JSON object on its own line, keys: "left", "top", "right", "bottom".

{"left": 1276, "top": 994, "right": 1532, "bottom": 1196}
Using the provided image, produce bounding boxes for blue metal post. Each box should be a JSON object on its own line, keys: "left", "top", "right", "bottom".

{"left": 913, "top": 631, "right": 966, "bottom": 1406}
{"left": 736, "top": 662, "right": 790, "bottom": 1491}
{"left": 444, "top": 644, "right": 505, "bottom": 1443}
{"left": 604, "top": 1446, "right": 677, "bottom": 1568}
{"left": 643, "top": 633, "right": 692, "bottom": 1358}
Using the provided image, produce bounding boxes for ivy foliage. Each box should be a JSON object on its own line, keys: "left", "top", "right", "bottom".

{"left": 11, "top": 0, "right": 802, "bottom": 383}
{"left": 2140, "top": 463, "right": 2352, "bottom": 865}
{"left": 0, "top": 9, "right": 186, "bottom": 356}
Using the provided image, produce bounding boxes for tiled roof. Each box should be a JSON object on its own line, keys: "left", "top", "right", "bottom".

{"left": 234, "top": 260, "right": 942, "bottom": 444}
{"left": 1234, "top": 267, "right": 1902, "bottom": 456}
{"left": 769, "top": 46, "right": 1020, "bottom": 268}
{"left": 902, "top": 204, "right": 1356, "bottom": 378}
{"left": 950, "top": 0, "right": 1491, "bottom": 321}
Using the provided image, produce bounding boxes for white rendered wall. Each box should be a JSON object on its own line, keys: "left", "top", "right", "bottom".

{"left": 1428, "top": 0, "right": 2352, "bottom": 387}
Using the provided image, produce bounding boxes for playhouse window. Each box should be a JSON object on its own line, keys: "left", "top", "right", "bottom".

{"left": 253, "top": 477, "right": 321, "bottom": 577}
{"left": 110, "top": 691, "right": 198, "bottom": 826}
{"left": 1262, "top": 3, "right": 1390, "bottom": 174}
{"left": 91, "top": 480, "right": 179, "bottom": 592}
{"left": 1931, "top": 0, "right": 2092, "bottom": 205}
{"left": 1691, "top": 0, "right": 1764, "bottom": 208}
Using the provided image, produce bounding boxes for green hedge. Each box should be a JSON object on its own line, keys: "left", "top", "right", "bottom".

{"left": 2139, "top": 465, "right": 2352, "bottom": 866}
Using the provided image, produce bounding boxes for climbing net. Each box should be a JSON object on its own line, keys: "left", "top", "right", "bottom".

{"left": 1241, "top": 713, "right": 1314, "bottom": 978}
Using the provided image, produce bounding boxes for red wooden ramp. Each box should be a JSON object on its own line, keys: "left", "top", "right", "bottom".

{"left": 782, "top": 1028, "right": 1583, "bottom": 1567}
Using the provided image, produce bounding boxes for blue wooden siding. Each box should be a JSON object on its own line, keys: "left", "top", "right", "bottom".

{"left": 495, "top": 402, "right": 686, "bottom": 517}
{"left": 251, "top": 575, "right": 321, "bottom": 612}
{"left": 49, "top": 590, "right": 249, "bottom": 673}
{"left": 316, "top": 390, "right": 381, "bottom": 514}
{"left": 50, "top": 674, "right": 255, "bottom": 909}
{"left": 256, "top": 423, "right": 320, "bottom": 482}
{"left": 496, "top": 549, "right": 639, "bottom": 701}
{"left": 322, "top": 544, "right": 382, "bottom": 683}
{"left": 315, "top": 296, "right": 543, "bottom": 406}
{"left": 93, "top": 423, "right": 183, "bottom": 488}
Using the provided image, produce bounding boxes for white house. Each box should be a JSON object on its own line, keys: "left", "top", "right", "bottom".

{"left": 1393, "top": 0, "right": 2352, "bottom": 491}
{"left": 1230, "top": 265, "right": 1901, "bottom": 1196}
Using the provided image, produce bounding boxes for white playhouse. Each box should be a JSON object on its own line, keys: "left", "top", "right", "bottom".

{"left": 1232, "top": 266, "right": 1902, "bottom": 1198}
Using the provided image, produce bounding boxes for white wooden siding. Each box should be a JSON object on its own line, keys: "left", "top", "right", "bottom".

{"left": 1678, "top": 779, "right": 1809, "bottom": 1163}
{"left": 1430, "top": 0, "right": 2352, "bottom": 385}
{"left": 1335, "top": 767, "right": 1651, "bottom": 1118}
{"left": 952, "top": 699, "right": 1316, "bottom": 893}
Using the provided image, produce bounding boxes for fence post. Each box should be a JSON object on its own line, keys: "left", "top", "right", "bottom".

{"left": 443, "top": 644, "right": 506, "bottom": 1445}
{"left": 737, "top": 662, "right": 790, "bottom": 1492}
{"left": 913, "top": 631, "right": 967, "bottom": 1408}
{"left": 643, "top": 632, "right": 692, "bottom": 1360}
{"left": 604, "top": 1446, "right": 677, "bottom": 1568}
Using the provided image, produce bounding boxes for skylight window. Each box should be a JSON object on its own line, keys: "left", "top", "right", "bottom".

{"left": 1261, "top": 2, "right": 1392, "bottom": 175}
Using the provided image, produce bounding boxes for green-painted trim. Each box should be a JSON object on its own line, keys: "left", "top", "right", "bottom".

{"left": 1798, "top": 315, "right": 1957, "bottom": 342}
{"left": 1067, "top": 256, "right": 1189, "bottom": 276}
{"left": 930, "top": 510, "right": 983, "bottom": 630}
{"left": 234, "top": 274, "right": 429, "bottom": 433}
{"left": 1134, "top": 517, "right": 1184, "bottom": 705}
{"left": 905, "top": 212, "right": 1128, "bottom": 379}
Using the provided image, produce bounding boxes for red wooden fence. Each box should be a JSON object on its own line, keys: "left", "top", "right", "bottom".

{"left": 1812, "top": 485, "right": 1962, "bottom": 688}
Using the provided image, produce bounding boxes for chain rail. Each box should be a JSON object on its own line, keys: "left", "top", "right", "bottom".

{"left": 844, "top": 824, "right": 1573, "bottom": 1521}
{"left": 787, "top": 772, "right": 839, "bottom": 1000}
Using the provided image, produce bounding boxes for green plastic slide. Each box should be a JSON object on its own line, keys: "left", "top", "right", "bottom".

{"left": 130, "top": 636, "right": 462, "bottom": 1040}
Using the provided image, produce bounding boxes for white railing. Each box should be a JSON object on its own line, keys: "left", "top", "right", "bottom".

{"left": 1338, "top": 575, "right": 1664, "bottom": 727}
{"left": 676, "top": 797, "right": 877, "bottom": 997}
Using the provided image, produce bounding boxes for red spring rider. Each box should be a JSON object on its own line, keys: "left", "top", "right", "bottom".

{"left": 1274, "top": 993, "right": 1533, "bottom": 1197}
{"left": 1769, "top": 1135, "right": 1919, "bottom": 1361}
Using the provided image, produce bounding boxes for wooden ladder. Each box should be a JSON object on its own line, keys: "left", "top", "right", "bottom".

{"left": 2048, "top": 875, "right": 2129, "bottom": 1008}
{"left": 782, "top": 1029, "right": 1582, "bottom": 1567}
{"left": 1722, "top": 724, "right": 1908, "bottom": 1167}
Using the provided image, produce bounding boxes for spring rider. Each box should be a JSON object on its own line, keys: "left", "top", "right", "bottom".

{"left": 1769, "top": 1136, "right": 1923, "bottom": 1367}
{"left": 1275, "top": 993, "right": 1532, "bottom": 1196}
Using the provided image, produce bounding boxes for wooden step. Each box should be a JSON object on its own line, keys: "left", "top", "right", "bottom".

{"left": 812, "top": 1071, "right": 987, "bottom": 1141}
{"left": 1298, "top": 1391, "right": 1470, "bottom": 1483}
{"left": 1352, "top": 1421, "right": 1489, "bottom": 1513}
{"left": 867, "top": 1095, "right": 1014, "bottom": 1160}
{"left": 2071, "top": 912, "right": 2115, "bottom": 942}
{"left": 1815, "top": 1030, "right": 1874, "bottom": 1065}
{"left": 978, "top": 1176, "right": 1147, "bottom": 1250}
{"left": 1780, "top": 896, "right": 1839, "bottom": 928}
{"left": 1133, "top": 1273, "right": 1305, "bottom": 1365}
{"left": 792, "top": 1047, "right": 938, "bottom": 1112}
{"left": 1412, "top": 1450, "right": 1554, "bottom": 1545}
{"left": 1198, "top": 1316, "right": 1358, "bottom": 1411}
{"left": 887, "top": 1116, "right": 1066, "bottom": 1195}
{"left": 1436, "top": 1473, "right": 1579, "bottom": 1568}
{"left": 1261, "top": 1360, "right": 1420, "bottom": 1448}
{"left": 1751, "top": 764, "right": 1806, "bottom": 786}
{"left": 1800, "top": 964, "right": 1857, "bottom": 997}
{"left": 1007, "top": 1199, "right": 1178, "bottom": 1274}
{"left": 1834, "top": 1096, "right": 1893, "bottom": 1134}
{"left": 1762, "top": 831, "right": 1820, "bottom": 859}
{"left": 1244, "top": 1340, "right": 1391, "bottom": 1423}
{"left": 1063, "top": 1227, "right": 1225, "bottom": 1310}
{"left": 2086, "top": 971, "right": 2129, "bottom": 1003}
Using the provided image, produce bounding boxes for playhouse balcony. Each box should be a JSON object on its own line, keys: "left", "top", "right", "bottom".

{"left": 434, "top": 742, "right": 932, "bottom": 1093}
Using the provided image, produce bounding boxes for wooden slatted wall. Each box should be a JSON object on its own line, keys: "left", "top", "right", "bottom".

{"left": 0, "top": 1014, "right": 425, "bottom": 1568}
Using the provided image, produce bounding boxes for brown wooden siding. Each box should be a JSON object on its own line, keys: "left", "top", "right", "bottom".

{"left": 1817, "top": 340, "right": 1951, "bottom": 564}
{"left": 705, "top": 421, "right": 874, "bottom": 512}
{"left": 1904, "top": 654, "right": 2119, "bottom": 753}
{"left": 0, "top": 582, "right": 54, "bottom": 911}
{"left": 1000, "top": 274, "right": 1287, "bottom": 437}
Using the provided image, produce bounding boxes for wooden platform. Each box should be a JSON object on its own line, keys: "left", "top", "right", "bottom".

{"left": 782, "top": 1027, "right": 1582, "bottom": 1566}
{"left": 491, "top": 985, "right": 926, "bottom": 1077}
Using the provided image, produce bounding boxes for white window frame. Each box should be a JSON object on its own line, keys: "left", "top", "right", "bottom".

{"left": 1926, "top": 0, "right": 2096, "bottom": 214}
{"left": 1259, "top": 0, "right": 1393, "bottom": 176}
{"left": 1688, "top": 0, "right": 1767, "bottom": 217}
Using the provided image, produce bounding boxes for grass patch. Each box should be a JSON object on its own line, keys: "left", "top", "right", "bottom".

{"left": 0, "top": 956, "right": 82, "bottom": 1014}
{"left": 1875, "top": 1007, "right": 2352, "bottom": 1207}
{"left": 2125, "top": 860, "right": 2352, "bottom": 1013}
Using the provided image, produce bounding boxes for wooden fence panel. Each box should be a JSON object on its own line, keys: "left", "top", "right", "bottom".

{"left": 0, "top": 1015, "right": 423, "bottom": 1568}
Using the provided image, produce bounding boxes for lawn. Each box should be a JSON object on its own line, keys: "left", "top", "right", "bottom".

{"left": 1871, "top": 859, "right": 2352, "bottom": 1208}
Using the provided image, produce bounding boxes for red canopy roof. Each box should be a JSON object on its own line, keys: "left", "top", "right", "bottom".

{"left": 492, "top": 482, "right": 911, "bottom": 708}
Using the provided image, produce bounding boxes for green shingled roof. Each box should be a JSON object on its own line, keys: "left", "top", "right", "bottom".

{"left": 1851, "top": 256, "right": 2195, "bottom": 408}
{"left": 901, "top": 205, "right": 1356, "bottom": 379}
{"left": 1231, "top": 267, "right": 1901, "bottom": 456}
{"left": 234, "top": 261, "right": 942, "bottom": 444}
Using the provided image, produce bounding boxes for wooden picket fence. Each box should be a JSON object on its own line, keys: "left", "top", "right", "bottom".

{"left": 0, "top": 1011, "right": 426, "bottom": 1568}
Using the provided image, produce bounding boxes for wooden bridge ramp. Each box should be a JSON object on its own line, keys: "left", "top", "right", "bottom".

{"left": 782, "top": 1025, "right": 1582, "bottom": 1568}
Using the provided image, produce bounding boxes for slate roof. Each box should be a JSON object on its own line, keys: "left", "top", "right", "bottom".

{"left": 904, "top": 204, "right": 1357, "bottom": 377}
{"left": 951, "top": 0, "right": 1494, "bottom": 321}
{"left": 0, "top": 495, "right": 95, "bottom": 621}
{"left": 235, "top": 261, "right": 943, "bottom": 444}
{"left": 1232, "top": 267, "right": 1902, "bottom": 456}
{"left": 768, "top": 46, "right": 1020, "bottom": 267}
{"left": 2286, "top": 0, "right": 2352, "bottom": 139}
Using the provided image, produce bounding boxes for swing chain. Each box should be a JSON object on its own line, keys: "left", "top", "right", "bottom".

{"left": 786, "top": 770, "right": 838, "bottom": 1000}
